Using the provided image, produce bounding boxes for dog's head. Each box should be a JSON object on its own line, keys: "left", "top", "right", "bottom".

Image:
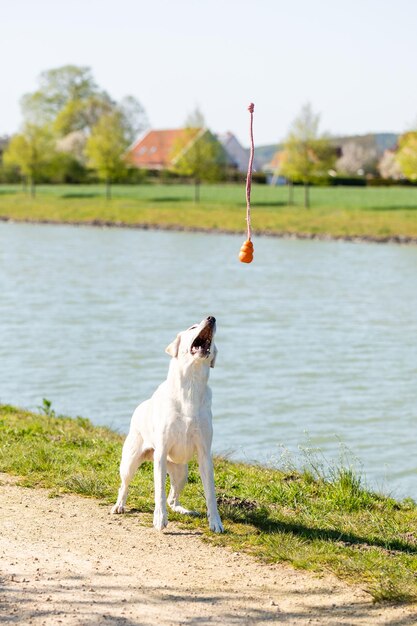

{"left": 165, "top": 316, "right": 217, "bottom": 368}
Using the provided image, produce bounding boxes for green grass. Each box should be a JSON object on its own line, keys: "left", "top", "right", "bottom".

{"left": 1, "top": 183, "right": 417, "bottom": 240}
{"left": 1, "top": 403, "right": 417, "bottom": 603}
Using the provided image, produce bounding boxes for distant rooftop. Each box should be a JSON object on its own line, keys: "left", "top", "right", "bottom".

{"left": 127, "top": 128, "right": 201, "bottom": 170}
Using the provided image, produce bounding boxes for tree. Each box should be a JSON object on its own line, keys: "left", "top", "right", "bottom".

{"left": 85, "top": 112, "right": 130, "bottom": 199}
{"left": 21, "top": 65, "right": 100, "bottom": 126}
{"left": 280, "top": 103, "right": 336, "bottom": 208}
{"left": 21, "top": 65, "right": 115, "bottom": 138}
{"left": 117, "top": 96, "right": 148, "bottom": 144}
{"left": 22, "top": 65, "right": 148, "bottom": 138}
{"left": 20, "top": 65, "right": 148, "bottom": 175}
{"left": 336, "top": 141, "right": 378, "bottom": 176}
{"left": 3, "top": 123, "right": 55, "bottom": 197}
{"left": 396, "top": 132, "right": 417, "bottom": 181}
{"left": 378, "top": 149, "right": 403, "bottom": 180}
{"left": 56, "top": 130, "right": 88, "bottom": 163}
{"left": 172, "top": 109, "right": 225, "bottom": 202}
{"left": 185, "top": 106, "right": 205, "bottom": 128}
{"left": 53, "top": 93, "right": 114, "bottom": 137}
{"left": 173, "top": 129, "right": 225, "bottom": 202}
{"left": 336, "top": 142, "right": 366, "bottom": 176}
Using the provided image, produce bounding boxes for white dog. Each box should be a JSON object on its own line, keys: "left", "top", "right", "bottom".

{"left": 112, "top": 316, "right": 224, "bottom": 533}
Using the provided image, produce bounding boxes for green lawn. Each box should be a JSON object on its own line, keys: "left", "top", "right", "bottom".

{"left": 1, "top": 403, "right": 417, "bottom": 603}
{"left": 1, "top": 183, "right": 417, "bottom": 240}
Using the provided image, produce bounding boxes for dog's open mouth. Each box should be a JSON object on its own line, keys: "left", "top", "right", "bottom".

{"left": 190, "top": 327, "right": 213, "bottom": 356}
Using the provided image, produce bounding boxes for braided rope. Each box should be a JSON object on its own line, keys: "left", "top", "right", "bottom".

{"left": 246, "top": 103, "right": 255, "bottom": 241}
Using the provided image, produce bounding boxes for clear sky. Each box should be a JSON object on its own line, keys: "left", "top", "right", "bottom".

{"left": 2, "top": 0, "right": 417, "bottom": 146}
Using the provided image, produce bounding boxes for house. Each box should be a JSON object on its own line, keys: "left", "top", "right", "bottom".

{"left": 127, "top": 128, "right": 249, "bottom": 174}
{"left": 127, "top": 128, "right": 204, "bottom": 171}
{"left": 216, "top": 132, "right": 252, "bottom": 173}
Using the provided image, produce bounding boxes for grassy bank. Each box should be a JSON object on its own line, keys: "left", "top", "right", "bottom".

{"left": 1, "top": 184, "right": 417, "bottom": 240}
{"left": 1, "top": 404, "right": 416, "bottom": 603}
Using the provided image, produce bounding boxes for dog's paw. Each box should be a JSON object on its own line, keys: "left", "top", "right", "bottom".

{"left": 153, "top": 508, "right": 168, "bottom": 531}
{"left": 168, "top": 504, "right": 197, "bottom": 515}
{"left": 111, "top": 503, "right": 125, "bottom": 514}
{"left": 208, "top": 514, "right": 224, "bottom": 533}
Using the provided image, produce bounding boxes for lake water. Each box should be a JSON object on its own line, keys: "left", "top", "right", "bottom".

{"left": 1, "top": 221, "right": 416, "bottom": 499}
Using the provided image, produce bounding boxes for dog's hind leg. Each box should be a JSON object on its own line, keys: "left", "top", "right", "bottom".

{"left": 167, "top": 462, "right": 195, "bottom": 515}
{"left": 111, "top": 431, "right": 146, "bottom": 514}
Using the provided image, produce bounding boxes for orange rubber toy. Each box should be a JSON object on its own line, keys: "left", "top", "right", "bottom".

{"left": 239, "top": 239, "right": 254, "bottom": 263}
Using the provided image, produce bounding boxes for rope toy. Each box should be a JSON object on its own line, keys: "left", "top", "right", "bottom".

{"left": 239, "top": 102, "right": 255, "bottom": 264}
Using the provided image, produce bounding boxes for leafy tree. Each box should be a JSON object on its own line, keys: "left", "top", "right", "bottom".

{"left": 85, "top": 112, "right": 130, "bottom": 199}
{"left": 0, "top": 136, "right": 20, "bottom": 183}
{"left": 54, "top": 94, "right": 148, "bottom": 147}
{"left": 20, "top": 65, "right": 148, "bottom": 177}
{"left": 280, "top": 103, "right": 336, "bottom": 208}
{"left": 396, "top": 132, "right": 417, "bottom": 181}
{"left": 54, "top": 93, "right": 114, "bottom": 136}
{"left": 21, "top": 65, "right": 100, "bottom": 126}
{"left": 22, "top": 65, "right": 148, "bottom": 139}
{"left": 3, "top": 123, "right": 56, "bottom": 197}
{"left": 117, "top": 95, "right": 148, "bottom": 144}
{"left": 172, "top": 110, "right": 225, "bottom": 202}
{"left": 46, "top": 151, "right": 89, "bottom": 184}
{"left": 173, "top": 129, "right": 225, "bottom": 202}
{"left": 22, "top": 65, "right": 115, "bottom": 138}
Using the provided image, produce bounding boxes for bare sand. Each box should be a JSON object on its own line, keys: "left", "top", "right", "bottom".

{"left": 1, "top": 475, "right": 415, "bottom": 625}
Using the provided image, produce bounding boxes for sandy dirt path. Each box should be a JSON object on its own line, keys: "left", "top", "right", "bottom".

{"left": 1, "top": 476, "right": 415, "bottom": 625}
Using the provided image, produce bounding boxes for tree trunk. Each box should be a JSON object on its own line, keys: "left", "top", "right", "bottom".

{"left": 288, "top": 180, "right": 294, "bottom": 206}
{"left": 194, "top": 178, "right": 200, "bottom": 203}
{"left": 304, "top": 182, "right": 310, "bottom": 209}
{"left": 106, "top": 179, "right": 111, "bottom": 200}
{"left": 30, "top": 177, "right": 36, "bottom": 199}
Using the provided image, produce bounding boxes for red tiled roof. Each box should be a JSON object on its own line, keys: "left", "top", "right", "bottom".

{"left": 127, "top": 128, "right": 201, "bottom": 169}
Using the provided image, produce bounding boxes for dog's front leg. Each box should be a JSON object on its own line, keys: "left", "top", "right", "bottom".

{"left": 197, "top": 446, "right": 224, "bottom": 533}
{"left": 153, "top": 446, "right": 168, "bottom": 530}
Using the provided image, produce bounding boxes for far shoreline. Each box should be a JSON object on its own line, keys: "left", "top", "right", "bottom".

{"left": 1, "top": 215, "right": 416, "bottom": 246}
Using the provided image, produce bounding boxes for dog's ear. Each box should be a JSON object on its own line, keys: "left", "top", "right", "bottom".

{"left": 210, "top": 343, "right": 218, "bottom": 368}
{"left": 165, "top": 334, "right": 181, "bottom": 358}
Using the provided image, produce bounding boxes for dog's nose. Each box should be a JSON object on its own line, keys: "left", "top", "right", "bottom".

{"left": 207, "top": 316, "right": 216, "bottom": 325}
